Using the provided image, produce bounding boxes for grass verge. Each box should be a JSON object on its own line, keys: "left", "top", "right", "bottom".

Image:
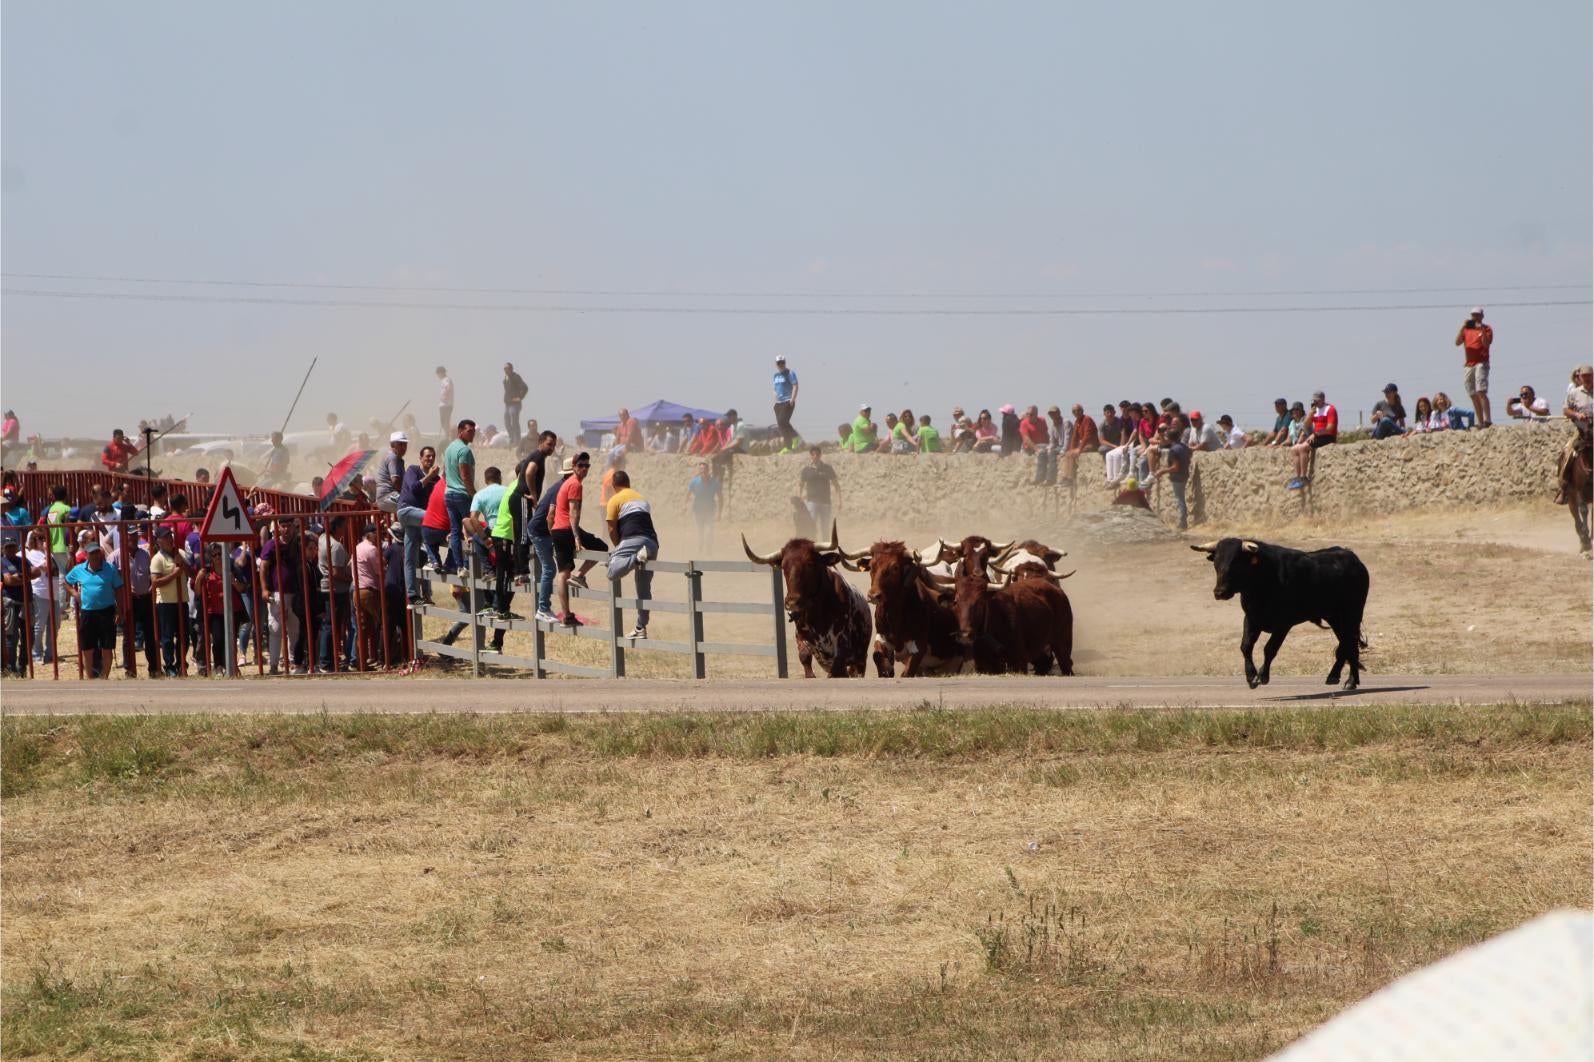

{"left": 4, "top": 701, "right": 1589, "bottom": 1059}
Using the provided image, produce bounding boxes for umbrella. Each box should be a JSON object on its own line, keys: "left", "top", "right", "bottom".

{"left": 320, "top": 449, "right": 377, "bottom": 510}
{"left": 1271, "top": 909, "right": 1593, "bottom": 1060}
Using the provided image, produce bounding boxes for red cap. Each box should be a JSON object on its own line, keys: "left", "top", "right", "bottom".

{"left": 1190, "top": 410, "right": 1203, "bottom": 419}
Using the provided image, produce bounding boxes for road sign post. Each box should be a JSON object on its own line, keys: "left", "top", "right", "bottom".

{"left": 198, "top": 466, "right": 256, "bottom": 678}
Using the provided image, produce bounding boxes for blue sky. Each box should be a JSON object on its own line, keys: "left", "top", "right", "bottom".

{"left": 3, "top": 0, "right": 1589, "bottom": 438}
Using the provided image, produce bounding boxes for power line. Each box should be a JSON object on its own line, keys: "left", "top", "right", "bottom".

{"left": 2, "top": 271, "right": 1588, "bottom": 301}
{"left": 4, "top": 287, "right": 1590, "bottom": 317}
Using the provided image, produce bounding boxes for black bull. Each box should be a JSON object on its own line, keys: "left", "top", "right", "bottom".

{"left": 1192, "top": 538, "right": 1370, "bottom": 690}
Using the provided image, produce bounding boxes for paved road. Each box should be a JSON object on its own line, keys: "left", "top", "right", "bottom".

{"left": 1, "top": 674, "right": 1586, "bottom": 716}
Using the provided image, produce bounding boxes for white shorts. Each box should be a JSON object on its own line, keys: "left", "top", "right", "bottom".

{"left": 1463, "top": 362, "right": 1489, "bottom": 396}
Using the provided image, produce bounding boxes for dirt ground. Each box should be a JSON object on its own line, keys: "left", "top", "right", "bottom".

{"left": 3, "top": 705, "right": 1588, "bottom": 1059}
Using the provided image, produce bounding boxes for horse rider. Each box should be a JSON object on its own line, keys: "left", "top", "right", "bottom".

{"left": 1555, "top": 362, "right": 1592, "bottom": 505}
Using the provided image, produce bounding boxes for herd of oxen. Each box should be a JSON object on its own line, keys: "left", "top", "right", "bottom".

{"left": 742, "top": 524, "right": 1373, "bottom": 690}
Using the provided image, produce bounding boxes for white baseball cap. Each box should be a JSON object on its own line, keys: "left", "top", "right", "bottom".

{"left": 390, "top": 431, "right": 408, "bottom": 443}
{"left": 1470, "top": 307, "right": 1484, "bottom": 316}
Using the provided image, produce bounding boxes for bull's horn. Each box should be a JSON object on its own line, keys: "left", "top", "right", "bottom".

{"left": 917, "top": 567, "right": 956, "bottom": 587}
{"left": 839, "top": 556, "right": 866, "bottom": 572}
{"left": 1190, "top": 541, "right": 1220, "bottom": 553}
{"left": 741, "top": 534, "right": 781, "bottom": 566}
{"left": 989, "top": 539, "right": 1015, "bottom": 558}
{"left": 1241, "top": 540, "right": 1260, "bottom": 553}
{"left": 817, "top": 520, "right": 840, "bottom": 553}
{"left": 1050, "top": 569, "right": 1077, "bottom": 582}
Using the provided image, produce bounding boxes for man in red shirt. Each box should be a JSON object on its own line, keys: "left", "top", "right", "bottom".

{"left": 687, "top": 418, "right": 721, "bottom": 456}
{"left": 1062, "top": 403, "right": 1099, "bottom": 482}
{"left": 1455, "top": 307, "right": 1494, "bottom": 427}
{"left": 1290, "top": 391, "right": 1337, "bottom": 487}
{"left": 549, "top": 452, "right": 604, "bottom": 627}
{"left": 100, "top": 429, "right": 137, "bottom": 472}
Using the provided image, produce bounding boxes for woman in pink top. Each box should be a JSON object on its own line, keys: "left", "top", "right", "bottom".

{"left": 353, "top": 524, "right": 383, "bottom": 667}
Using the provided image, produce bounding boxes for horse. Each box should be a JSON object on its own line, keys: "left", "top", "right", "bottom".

{"left": 1565, "top": 436, "right": 1593, "bottom": 556}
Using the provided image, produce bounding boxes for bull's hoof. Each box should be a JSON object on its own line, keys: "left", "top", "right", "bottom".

{"left": 1255, "top": 672, "right": 1270, "bottom": 687}
{"left": 1246, "top": 675, "right": 1261, "bottom": 689}
{"left": 1342, "top": 679, "right": 1359, "bottom": 691}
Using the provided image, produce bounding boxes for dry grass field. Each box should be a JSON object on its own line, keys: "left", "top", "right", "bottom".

{"left": 4, "top": 702, "right": 1588, "bottom": 1059}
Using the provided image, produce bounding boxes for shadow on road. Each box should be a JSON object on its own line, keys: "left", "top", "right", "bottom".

{"left": 1267, "top": 684, "right": 1431, "bottom": 702}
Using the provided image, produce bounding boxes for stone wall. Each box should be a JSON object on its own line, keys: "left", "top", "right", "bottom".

{"left": 606, "top": 422, "right": 1571, "bottom": 543}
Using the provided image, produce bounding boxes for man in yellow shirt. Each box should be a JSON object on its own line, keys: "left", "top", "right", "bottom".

{"left": 148, "top": 526, "right": 191, "bottom": 676}
{"left": 604, "top": 471, "right": 658, "bottom": 641}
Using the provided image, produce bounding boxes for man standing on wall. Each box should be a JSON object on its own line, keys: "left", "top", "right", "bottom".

{"left": 1455, "top": 307, "right": 1494, "bottom": 428}
{"left": 436, "top": 366, "right": 454, "bottom": 439}
{"left": 772, "top": 356, "right": 800, "bottom": 451}
{"left": 442, "top": 420, "right": 477, "bottom": 574}
{"left": 502, "top": 363, "right": 529, "bottom": 449}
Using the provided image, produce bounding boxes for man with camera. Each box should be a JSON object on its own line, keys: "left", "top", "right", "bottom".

{"left": 1454, "top": 307, "right": 1494, "bottom": 428}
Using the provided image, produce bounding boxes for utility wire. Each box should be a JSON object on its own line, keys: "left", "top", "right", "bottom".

{"left": 2, "top": 271, "right": 1588, "bottom": 301}
{"left": 4, "top": 287, "right": 1589, "bottom": 317}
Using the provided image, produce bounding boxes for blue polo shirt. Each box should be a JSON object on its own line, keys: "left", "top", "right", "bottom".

{"left": 65, "top": 559, "right": 124, "bottom": 611}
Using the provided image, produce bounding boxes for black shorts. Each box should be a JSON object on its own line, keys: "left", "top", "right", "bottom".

{"left": 550, "top": 527, "right": 605, "bottom": 573}
{"left": 1310, "top": 434, "right": 1336, "bottom": 450}
{"left": 79, "top": 606, "right": 118, "bottom": 650}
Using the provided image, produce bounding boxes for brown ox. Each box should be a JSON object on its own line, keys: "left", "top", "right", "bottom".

{"left": 743, "top": 529, "right": 871, "bottom": 678}
{"left": 951, "top": 538, "right": 1075, "bottom": 675}
{"left": 840, "top": 539, "right": 965, "bottom": 678}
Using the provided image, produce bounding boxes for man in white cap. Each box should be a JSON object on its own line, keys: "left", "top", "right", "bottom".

{"left": 772, "top": 356, "right": 800, "bottom": 451}
{"left": 845, "top": 405, "right": 877, "bottom": 453}
{"left": 376, "top": 432, "right": 407, "bottom": 517}
{"left": 1455, "top": 308, "right": 1494, "bottom": 428}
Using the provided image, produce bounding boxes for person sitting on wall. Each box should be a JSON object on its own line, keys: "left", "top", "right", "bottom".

{"left": 1507, "top": 385, "right": 1552, "bottom": 422}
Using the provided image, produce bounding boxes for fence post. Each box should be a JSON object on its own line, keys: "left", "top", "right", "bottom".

{"left": 608, "top": 568, "right": 625, "bottom": 679}
{"left": 769, "top": 565, "right": 788, "bottom": 679}
{"left": 686, "top": 564, "right": 706, "bottom": 680}
{"left": 467, "top": 547, "right": 481, "bottom": 678}
{"left": 530, "top": 547, "right": 547, "bottom": 678}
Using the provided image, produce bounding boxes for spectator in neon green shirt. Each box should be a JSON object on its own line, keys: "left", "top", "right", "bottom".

{"left": 846, "top": 406, "right": 877, "bottom": 453}
{"left": 915, "top": 415, "right": 942, "bottom": 453}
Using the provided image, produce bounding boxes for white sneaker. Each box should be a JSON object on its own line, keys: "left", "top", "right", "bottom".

{"left": 627, "top": 626, "right": 647, "bottom": 640}
{"left": 535, "top": 609, "right": 558, "bottom": 624}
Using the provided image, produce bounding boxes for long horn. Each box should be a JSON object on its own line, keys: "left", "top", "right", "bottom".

{"left": 1049, "top": 569, "right": 1077, "bottom": 582}
{"left": 1241, "top": 540, "right": 1260, "bottom": 554}
{"left": 917, "top": 566, "right": 956, "bottom": 587}
{"left": 840, "top": 556, "right": 867, "bottom": 572}
{"left": 1190, "top": 541, "right": 1220, "bottom": 553}
{"left": 742, "top": 534, "right": 782, "bottom": 566}
{"left": 817, "top": 520, "right": 839, "bottom": 553}
{"left": 989, "top": 539, "right": 1015, "bottom": 558}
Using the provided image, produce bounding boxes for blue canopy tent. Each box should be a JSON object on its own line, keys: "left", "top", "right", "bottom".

{"left": 578, "top": 399, "right": 724, "bottom": 448}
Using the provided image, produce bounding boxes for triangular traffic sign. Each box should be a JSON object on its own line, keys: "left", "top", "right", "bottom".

{"left": 199, "top": 466, "right": 257, "bottom": 542}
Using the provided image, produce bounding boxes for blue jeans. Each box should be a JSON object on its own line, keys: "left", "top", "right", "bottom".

{"left": 319, "top": 591, "right": 350, "bottom": 670}
{"left": 396, "top": 504, "right": 427, "bottom": 597}
{"left": 531, "top": 532, "right": 555, "bottom": 613}
{"left": 445, "top": 492, "right": 471, "bottom": 571}
{"left": 156, "top": 602, "right": 183, "bottom": 675}
{"left": 1170, "top": 477, "right": 1188, "bottom": 531}
{"left": 422, "top": 527, "right": 448, "bottom": 571}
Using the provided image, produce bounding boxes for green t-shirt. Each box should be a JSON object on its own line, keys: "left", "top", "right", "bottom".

{"left": 443, "top": 439, "right": 475, "bottom": 496}
{"left": 916, "top": 424, "right": 942, "bottom": 452}
{"left": 492, "top": 485, "right": 516, "bottom": 540}
{"left": 46, "top": 501, "right": 71, "bottom": 554}
{"left": 847, "top": 415, "right": 876, "bottom": 452}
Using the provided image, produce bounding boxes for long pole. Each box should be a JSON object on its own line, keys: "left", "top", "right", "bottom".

{"left": 384, "top": 401, "right": 410, "bottom": 433}
{"left": 278, "top": 357, "right": 318, "bottom": 437}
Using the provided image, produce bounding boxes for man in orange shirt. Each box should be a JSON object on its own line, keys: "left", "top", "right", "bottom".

{"left": 1455, "top": 307, "right": 1494, "bottom": 428}
{"left": 687, "top": 418, "right": 722, "bottom": 456}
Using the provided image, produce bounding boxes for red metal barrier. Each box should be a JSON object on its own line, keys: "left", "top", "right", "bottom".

{"left": 0, "top": 508, "right": 407, "bottom": 681}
